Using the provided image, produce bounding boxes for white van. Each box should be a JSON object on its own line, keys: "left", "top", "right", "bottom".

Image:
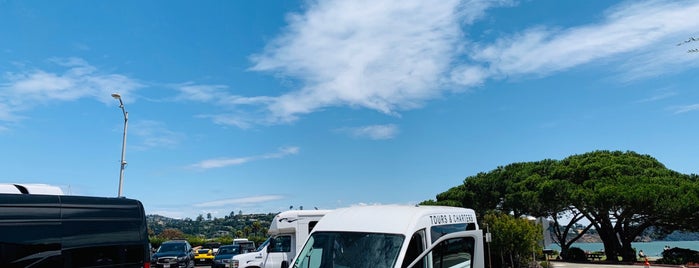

{"left": 231, "top": 209, "right": 331, "bottom": 268}
{"left": 290, "top": 205, "right": 484, "bottom": 268}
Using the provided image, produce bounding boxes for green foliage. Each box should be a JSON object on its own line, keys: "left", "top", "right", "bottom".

{"left": 483, "top": 212, "right": 542, "bottom": 268}
{"left": 656, "top": 247, "right": 699, "bottom": 265}
{"left": 424, "top": 150, "right": 699, "bottom": 263}
{"left": 149, "top": 236, "right": 167, "bottom": 249}
{"left": 186, "top": 236, "right": 208, "bottom": 247}
{"left": 564, "top": 247, "right": 587, "bottom": 262}
{"left": 147, "top": 212, "right": 277, "bottom": 245}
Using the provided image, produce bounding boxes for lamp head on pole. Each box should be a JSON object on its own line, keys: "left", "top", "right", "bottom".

{"left": 111, "top": 93, "right": 124, "bottom": 107}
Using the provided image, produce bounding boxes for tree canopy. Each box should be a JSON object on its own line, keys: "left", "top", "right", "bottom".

{"left": 423, "top": 150, "right": 699, "bottom": 262}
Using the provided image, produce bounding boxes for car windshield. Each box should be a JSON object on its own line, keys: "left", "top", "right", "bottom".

{"left": 159, "top": 243, "right": 184, "bottom": 252}
{"left": 218, "top": 246, "right": 240, "bottom": 255}
{"left": 292, "top": 232, "right": 404, "bottom": 268}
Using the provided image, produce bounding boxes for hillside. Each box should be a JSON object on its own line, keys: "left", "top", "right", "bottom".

{"left": 147, "top": 212, "right": 276, "bottom": 238}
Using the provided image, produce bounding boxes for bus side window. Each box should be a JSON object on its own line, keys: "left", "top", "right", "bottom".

{"left": 401, "top": 229, "right": 426, "bottom": 268}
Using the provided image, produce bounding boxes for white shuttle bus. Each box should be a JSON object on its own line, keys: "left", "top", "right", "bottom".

{"left": 231, "top": 209, "right": 331, "bottom": 268}
{"left": 290, "top": 205, "right": 484, "bottom": 268}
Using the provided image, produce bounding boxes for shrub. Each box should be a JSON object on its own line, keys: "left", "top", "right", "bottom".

{"left": 564, "top": 247, "right": 588, "bottom": 262}
{"left": 656, "top": 247, "right": 699, "bottom": 265}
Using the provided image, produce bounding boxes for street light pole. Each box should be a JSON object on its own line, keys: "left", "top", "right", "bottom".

{"left": 111, "top": 93, "right": 128, "bottom": 197}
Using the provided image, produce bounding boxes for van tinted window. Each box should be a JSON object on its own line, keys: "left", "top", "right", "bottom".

{"left": 430, "top": 223, "right": 468, "bottom": 243}
{"left": 428, "top": 237, "right": 475, "bottom": 268}
{"left": 0, "top": 194, "right": 62, "bottom": 267}
{"left": 0, "top": 194, "right": 149, "bottom": 267}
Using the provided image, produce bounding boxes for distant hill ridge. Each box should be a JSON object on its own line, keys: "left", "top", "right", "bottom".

{"left": 579, "top": 232, "right": 699, "bottom": 243}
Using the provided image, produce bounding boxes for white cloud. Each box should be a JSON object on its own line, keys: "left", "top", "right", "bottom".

{"left": 181, "top": 0, "right": 699, "bottom": 129}
{"left": 470, "top": 1, "right": 699, "bottom": 79}
{"left": 194, "top": 195, "right": 285, "bottom": 208}
{"left": 240, "top": 0, "right": 699, "bottom": 126}
{"left": 634, "top": 90, "right": 677, "bottom": 103}
{"left": 671, "top": 103, "right": 699, "bottom": 114}
{"left": 189, "top": 146, "right": 300, "bottom": 169}
{"left": 0, "top": 57, "right": 142, "bottom": 123}
{"left": 249, "top": 0, "right": 507, "bottom": 123}
{"left": 176, "top": 83, "right": 229, "bottom": 102}
{"left": 340, "top": 124, "right": 399, "bottom": 140}
{"left": 129, "top": 120, "right": 185, "bottom": 150}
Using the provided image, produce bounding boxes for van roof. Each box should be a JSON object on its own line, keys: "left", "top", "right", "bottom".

{"left": 0, "top": 184, "right": 64, "bottom": 195}
{"left": 312, "top": 205, "right": 477, "bottom": 235}
{"left": 269, "top": 209, "right": 332, "bottom": 233}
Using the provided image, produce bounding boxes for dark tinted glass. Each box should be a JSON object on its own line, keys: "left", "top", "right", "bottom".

{"left": 0, "top": 194, "right": 62, "bottom": 267}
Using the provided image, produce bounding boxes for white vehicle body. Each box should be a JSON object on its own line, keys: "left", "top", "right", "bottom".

{"left": 290, "top": 205, "right": 484, "bottom": 268}
{"left": 232, "top": 210, "right": 331, "bottom": 268}
{"left": 0, "top": 183, "right": 64, "bottom": 195}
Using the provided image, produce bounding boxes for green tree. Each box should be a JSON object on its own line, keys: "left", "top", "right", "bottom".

{"left": 483, "top": 212, "right": 542, "bottom": 268}
{"left": 252, "top": 221, "right": 262, "bottom": 236}
{"left": 159, "top": 228, "right": 185, "bottom": 240}
{"left": 243, "top": 226, "right": 252, "bottom": 237}
{"left": 424, "top": 150, "right": 699, "bottom": 263}
{"left": 552, "top": 151, "right": 698, "bottom": 262}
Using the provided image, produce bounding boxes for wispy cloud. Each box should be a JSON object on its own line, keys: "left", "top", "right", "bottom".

{"left": 0, "top": 57, "right": 142, "bottom": 123}
{"left": 194, "top": 195, "right": 285, "bottom": 207}
{"left": 175, "top": 83, "right": 276, "bottom": 129}
{"left": 228, "top": 0, "right": 698, "bottom": 126}
{"left": 469, "top": 1, "right": 699, "bottom": 79}
{"left": 635, "top": 91, "right": 677, "bottom": 103}
{"left": 671, "top": 103, "right": 699, "bottom": 114}
{"left": 189, "top": 146, "right": 300, "bottom": 169}
{"left": 129, "top": 120, "right": 185, "bottom": 150}
{"left": 339, "top": 124, "right": 399, "bottom": 140}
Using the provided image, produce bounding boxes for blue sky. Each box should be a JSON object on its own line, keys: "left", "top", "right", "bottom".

{"left": 2, "top": 0, "right": 699, "bottom": 219}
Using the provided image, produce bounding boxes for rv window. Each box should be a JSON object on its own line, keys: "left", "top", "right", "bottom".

{"left": 269, "top": 235, "right": 291, "bottom": 253}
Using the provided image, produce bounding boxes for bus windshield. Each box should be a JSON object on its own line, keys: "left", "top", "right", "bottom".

{"left": 293, "top": 232, "right": 404, "bottom": 268}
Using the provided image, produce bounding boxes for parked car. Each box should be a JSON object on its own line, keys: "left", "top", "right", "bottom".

{"left": 194, "top": 247, "right": 215, "bottom": 266}
{"left": 203, "top": 241, "right": 222, "bottom": 254}
{"left": 151, "top": 240, "right": 195, "bottom": 268}
{"left": 212, "top": 245, "right": 242, "bottom": 268}
{"left": 233, "top": 239, "right": 256, "bottom": 253}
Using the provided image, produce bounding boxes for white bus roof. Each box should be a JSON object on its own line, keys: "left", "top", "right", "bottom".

{"left": 0, "top": 184, "right": 64, "bottom": 195}
{"left": 312, "top": 205, "right": 478, "bottom": 235}
{"left": 268, "top": 209, "right": 332, "bottom": 234}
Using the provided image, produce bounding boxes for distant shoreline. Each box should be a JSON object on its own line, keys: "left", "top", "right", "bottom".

{"left": 548, "top": 241, "right": 699, "bottom": 257}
